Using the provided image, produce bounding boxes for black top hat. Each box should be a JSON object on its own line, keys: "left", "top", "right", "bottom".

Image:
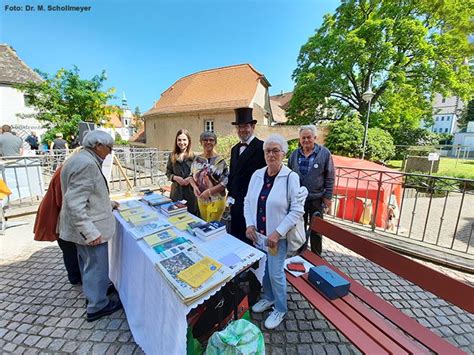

{"left": 232, "top": 107, "right": 257, "bottom": 125}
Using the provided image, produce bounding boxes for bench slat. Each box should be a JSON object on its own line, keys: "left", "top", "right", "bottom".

{"left": 342, "top": 292, "right": 429, "bottom": 354}
{"left": 302, "top": 250, "right": 465, "bottom": 355}
{"left": 286, "top": 271, "right": 390, "bottom": 354}
{"left": 301, "top": 274, "right": 415, "bottom": 355}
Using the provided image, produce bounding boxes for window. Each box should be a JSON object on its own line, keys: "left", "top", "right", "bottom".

{"left": 445, "top": 128, "right": 448, "bottom": 133}
{"left": 24, "top": 94, "right": 33, "bottom": 107}
{"left": 442, "top": 97, "right": 446, "bottom": 103}
{"left": 435, "top": 117, "right": 439, "bottom": 121}
{"left": 441, "top": 116, "right": 444, "bottom": 121}
{"left": 205, "top": 120, "right": 214, "bottom": 132}
{"left": 446, "top": 116, "right": 450, "bottom": 121}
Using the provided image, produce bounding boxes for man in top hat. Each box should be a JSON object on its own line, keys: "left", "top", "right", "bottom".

{"left": 228, "top": 107, "right": 266, "bottom": 245}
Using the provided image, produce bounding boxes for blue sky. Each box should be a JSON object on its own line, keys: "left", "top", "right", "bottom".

{"left": 1, "top": 0, "right": 339, "bottom": 113}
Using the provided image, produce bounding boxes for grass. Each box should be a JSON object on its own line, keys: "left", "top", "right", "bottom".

{"left": 387, "top": 158, "right": 474, "bottom": 180}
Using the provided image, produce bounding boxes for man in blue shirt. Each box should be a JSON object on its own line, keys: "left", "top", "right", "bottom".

{"left": 288, "top": 125, "right": 335, "bottom": 255}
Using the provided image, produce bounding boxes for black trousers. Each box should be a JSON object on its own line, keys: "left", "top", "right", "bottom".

{"left": 304, "top": 198, "right": 325, "bottom": 255}
{"left": 57, "top": 238, "right": 82, "bottom": 284}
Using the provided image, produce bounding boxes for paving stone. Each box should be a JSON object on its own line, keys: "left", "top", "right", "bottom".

{"left": 2, "top": 342, "right": 17, "bottom": 352}
{"left": 23, "top": 334, "right": 41, "bottom": 347}
{"left": 325, "top": 343, "right": 343, "bottom": 355}
{"left": 61, "top": 340, "right": 80, "bottom": 352}
{"left": 297, "top": 320, "right": 313, "bottom": 331}
{"left": 116, "top": 332, "right": 131, "bottom": 343}
{"left": 35, "top": 337, "right": 53, "bottom": 349}
{"left": 299, "top": 332, "right": 313, "bottom": 343}
{"left": 6, "top": 321, "right": 20, "bottom": 331}
{"left": 271, "top": 333, "right": 285, "bottom": 344}
{"left": 3, "top": 330, "right": 18, "bottom": 341}
{"left": 92, "top": 343, "right": 110, "bottom": 355}
{"left": 76, "top": 341, "right": 94, "bottom": 353}
{"left": 285, "top": 332, "right": 299, "bottom": 344}
{"left": 312, "top": 320, "right": 328, "bottom": 330}
{"left": 38, "top": 326, "right": 55, "bottom": 337}
{"left": 304, "top": 309, "right": 316, "bottom": 320}
{"left": 90, "top": 330, "right": 107, "bottom": 342}
{"left": 324, "top": 331, "right": 340, "bottom": 343}
{"left": 311, "top": 331, "right": 325, "bottom": 343}
{"left": 107, "top": 319, "right": 123, "bottom": 330}
{"left": 117, "top": 344, "right": 137, "bottom": 355}
{"left": 453, "top": 335, "right": 470, "bottom": 347}
{"left": 294, "top": 310, "right": 306, "bottom": 320}
{"left": 12, "top": 333, "right": 28, "bottom": 345}
{"left": 285, "top": 320, "right": 298, "bottom": 331}
{"left": 64, "top": 329, "right": 80, "bottom": 340}
{"left": 297, "top": 344, "right": 312, "bottom": 354}
{"left": 103, "top": 330, "right": 120, "bottom": 342}
{"left": 310, "top": 344, "right": 326, "bottom": 354}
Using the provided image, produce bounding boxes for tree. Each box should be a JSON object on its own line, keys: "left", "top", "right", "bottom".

{"left": 366, "top": 127, "right": 395, "bottom": 162}
{"left": 15, "top": 67, "right": 115, "bottom": 144}
{"left": 324, "top": 115, "right": 364, "bottom": 158}
{"left": 289, "top": 0, "right": 473, "bottom": 134}
{"left": 458, "top": 100, "right": 474, "bottom": 130}
{"left": 133, "top": 106, "right": 144, "bottom": 130}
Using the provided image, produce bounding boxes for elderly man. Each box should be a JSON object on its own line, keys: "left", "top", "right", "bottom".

{"left": 0, "top": 125, "right": 23, "bottom": 156}
{"left": 59, "top": 130, "right": 121, "bottom": 322}
{"left": 288, "top": 125, "right": 335, "bottom": 255}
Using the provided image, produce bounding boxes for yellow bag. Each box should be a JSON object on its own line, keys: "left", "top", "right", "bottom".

{"left": 0, "top": 179, "right": 12, "bottom": 199}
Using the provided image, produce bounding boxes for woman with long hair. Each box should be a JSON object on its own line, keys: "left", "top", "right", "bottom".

{"left": 166, "top": 129, "right": 199, "bottom": 216}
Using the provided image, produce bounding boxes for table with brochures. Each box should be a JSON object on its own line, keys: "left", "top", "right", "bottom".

{"left": 109, "top": 199, "right": 266, "bottom": 355}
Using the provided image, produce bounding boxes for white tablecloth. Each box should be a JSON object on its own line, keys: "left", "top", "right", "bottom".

{"left": 109, "top": 210, "right": 265, "bottom": 354}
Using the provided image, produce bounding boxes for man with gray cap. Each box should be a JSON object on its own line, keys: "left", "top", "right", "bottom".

{"left": 59, "top": 130, "right": 121, "bottom": 322}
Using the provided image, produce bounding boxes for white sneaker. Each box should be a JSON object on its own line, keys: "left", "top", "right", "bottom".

{"left": 251, "top": 299, "right": 275, "bottom": 313}
{"left": 264, "top": 309, "right": 286, "bottom": 329}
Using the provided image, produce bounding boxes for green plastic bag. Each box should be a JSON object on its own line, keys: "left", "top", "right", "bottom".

{"left": 205, "top": 319, "right": 264, "bottom": 355}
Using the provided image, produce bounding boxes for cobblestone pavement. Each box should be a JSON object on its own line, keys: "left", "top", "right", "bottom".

{"left": 1, "top": 216, "right": 473, "bottom": 354}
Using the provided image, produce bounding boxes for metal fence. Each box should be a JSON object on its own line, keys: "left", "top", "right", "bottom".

{"left": 327, "top": 166, "right": 474, "bottom": 255}
{"left": 0, "top": 147, "right": 171, "bottom": 207}
{"left": 2, "top": 148, "right": 473, "bottom": 255}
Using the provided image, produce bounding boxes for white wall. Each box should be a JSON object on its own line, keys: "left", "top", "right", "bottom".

{"left": 0, "top": 84, "right": 42, "bottom": 128}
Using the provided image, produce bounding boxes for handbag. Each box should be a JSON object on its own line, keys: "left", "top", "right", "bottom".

{"left": 285, "top": 172, "right": 306, "bottom": 256}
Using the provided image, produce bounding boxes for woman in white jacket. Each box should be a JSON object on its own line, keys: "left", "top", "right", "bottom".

{"left": 244, "top": 134, "right": 304, "bottom": 329}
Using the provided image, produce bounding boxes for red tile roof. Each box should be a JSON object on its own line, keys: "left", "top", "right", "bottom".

{"left": 144, "top": 64, "right": 270, "bottom": 116}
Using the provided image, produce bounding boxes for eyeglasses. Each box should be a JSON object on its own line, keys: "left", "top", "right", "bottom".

{"left": 264, "top": 148, "right": 282, "bottom": 155}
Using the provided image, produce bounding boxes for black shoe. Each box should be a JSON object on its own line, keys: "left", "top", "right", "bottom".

{"left": 86, "top": 299, "right": 122, "bottom": 322}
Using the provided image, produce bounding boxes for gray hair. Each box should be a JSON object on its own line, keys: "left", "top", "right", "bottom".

{"left": 299, "top": 125, "right": 317, "bottom": 137}
{"left": 200, "top": 131, "right": 217, "bottom": 143}
{"left": 263, "top": 134, "right": 288, "bottom": 154}
{"left": 82, "top": 130, "right": 114, "bottom": 149}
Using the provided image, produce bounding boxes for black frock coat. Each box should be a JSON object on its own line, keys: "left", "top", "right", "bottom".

{"left": 228, "top": 138, "right": 266, "bottom": 242}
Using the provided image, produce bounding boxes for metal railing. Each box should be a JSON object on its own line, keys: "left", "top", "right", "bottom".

{"left": 0, "top": 148, "right": 171, "bottom": 207}
{"left": 327, "top": 166, "right": 474, "bottom": 254}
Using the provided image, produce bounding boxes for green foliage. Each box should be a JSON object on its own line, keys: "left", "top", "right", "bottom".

{"left": 458, "top": 100, "right": 474, "bottom": 130}
{"left": 366, "top": 127, "right": 395, "bottom": 162}
{"left": 392, "top": 126, "right": 440, "bottom": 158}
{"left": 133, "top": 106, "right": 144, "bottom": 130}
{"left": 325, "top": 116, "right": 364, "bottom": 158}
{"left": 289, "top": 0, "right": 473, "bottom": 130}
{"left": 14, "top": 67, "right": 115, "bottom": 144}
{"left": 287, "top": 139, "right": 299, "bottom": 158}
{"left": 437, "top": 133, "right": 453, "bottom": 145}
{"left": 114, "top": 132, "right": 129, "bottom": 146}
{"left": 215, "top": 134, "right": 240, "bottom": 162}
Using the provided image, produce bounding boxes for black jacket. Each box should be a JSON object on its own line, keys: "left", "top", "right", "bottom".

{"left": 228, "top": 138, "right": 266, "bottom": 204}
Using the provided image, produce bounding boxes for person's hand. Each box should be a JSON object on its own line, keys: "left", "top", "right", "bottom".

{"left": 296, "top": 186, "right": 308, "bottom": 205}
{"left": 267, "top": 231, "right": 280, "bottom": 248}
{"left": 322, "top": 197, "right": 332, "bottom": 212}
{"left": 88, "top": 236, "right": 102, "bottom": 246}
{"left": 181, "top": 177, "right": 190, "bottom": 186}
{"left": 174, "top": 176, "right": 184, "bottom": 185}
{"left": 193, "top": 186, "right": 201, "bottom": 198}
{"left": 201, "top": 189, "right": 212, "bottom": 200}
{"left": 111, "top": 201, "right": 120, "bottom": 210}
{"left": 246, "top": 226, "right": 257, "bottom": 242}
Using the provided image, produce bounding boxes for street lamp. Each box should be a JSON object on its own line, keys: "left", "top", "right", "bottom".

{"left": 361, "top": 77, "right": 375, "bottom": 160}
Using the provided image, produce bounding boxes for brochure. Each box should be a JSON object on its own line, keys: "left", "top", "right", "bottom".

{"left": 143, "top": 229, "right": 178, "bottom": 247}
{"left": 129, "top": 220, "right": 172, "bottom": 240}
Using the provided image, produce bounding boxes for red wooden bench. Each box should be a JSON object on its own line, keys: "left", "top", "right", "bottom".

{"left": 285, "top": 218, "right": 473, "bottom": 354}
